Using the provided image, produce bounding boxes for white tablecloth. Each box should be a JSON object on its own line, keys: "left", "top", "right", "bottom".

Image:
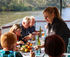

{"left": 20, "top": 48, "right": 48, "bottom": 57}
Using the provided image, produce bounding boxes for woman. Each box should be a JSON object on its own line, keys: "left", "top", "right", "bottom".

{"left": 29, "top": 16, "right": 35, "bottom": 33}
{"left": 43, "top": 7, "right": 70, "bottom": 51}
{"left": 9, "top": 24, "right": 24, "bottom": 45}
{"left": 20, "top": 16, "right": 35, "bottom": 43}
{"left": 0, "top": 32, "right": 35, "bottom": 57}
{"left": 35, "top": 34, "right": 65, "bottom": 57}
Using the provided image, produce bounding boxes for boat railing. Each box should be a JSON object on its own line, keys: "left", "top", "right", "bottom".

{"left": 0, "top": 20, "right": 70, "bottom": 29}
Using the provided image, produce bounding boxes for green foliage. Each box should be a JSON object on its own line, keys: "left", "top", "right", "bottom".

{"left": 0, "top": 0, "right": 68, "bottom": 11}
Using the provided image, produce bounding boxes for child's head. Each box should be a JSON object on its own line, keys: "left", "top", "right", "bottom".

{"left": 22, "top": 16, "right": 30, "bottom": 29}
{"left": 1, "top": 32, "right": 17, "bottom": 50}
{"left": 44, "top": 34, "right": 65, "bottom": 57}
{"left": 9, "top": 24, "right": 21, "bottom": 36}
{"left": 30, "top": 16, "right": 35, "bottom": 27}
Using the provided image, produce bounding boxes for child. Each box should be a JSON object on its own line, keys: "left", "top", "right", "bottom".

{"left": 9, "top": 24, "right": 24, "bottom": 45}
{"left": 35, "top": 34, "right": 65, "bottom": 57}
{"left": 0, "top": 32, "right": 23, "bottom": 57}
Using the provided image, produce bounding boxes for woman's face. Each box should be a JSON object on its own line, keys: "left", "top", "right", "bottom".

{"left": 15, "top": 29, "right": 21, "bottom": 36}
{"left": 43, "top": 12, "right": 54, "bottom": 24}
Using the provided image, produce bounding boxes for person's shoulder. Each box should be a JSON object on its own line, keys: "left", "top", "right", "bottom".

{"left": 16, "top": 51, "right": 23, "bottom": 57}
{"left": 54, "top": 17, "right": 65, "bottom": 24}
{"left": 30, "top": 26, "right": 35, "bottom": 28}
{"left": 31, "top": 26, "right": 35, "bottom": 28}
{"left": 29, "top": 26, "right": 35, "bottom": 31}
{"left": 0, "top": 49, "right": 4, "bottom": 53}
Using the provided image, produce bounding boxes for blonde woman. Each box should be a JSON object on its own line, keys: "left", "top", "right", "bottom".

{"left": 29, "top": 16, "right": 40, "bottom": 35}
{"left": 29, "top": 16, "right": 35, "bottom": 33}
{"left": 35, "top": 7, "right": 70, "bottom": 52}
{"left": 43, "top": 7, "right": 70, "bottom": 52}
{"left": 20, "top": 16, "right": 35, "bottom": 43}
{"left": 9, "top": 24, "right": 24, "bottom": 45}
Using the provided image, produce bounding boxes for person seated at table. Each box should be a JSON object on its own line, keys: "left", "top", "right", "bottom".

{"left": 35, "top": 34, "right": 65, "bottom": 57}
{"left": 29, "top": 16, "right": 40, "bottom": 35}
{"left": 45, "top": 34, "right": 65, "bottom": 57}
{"left": 0, "top": 32, "right": 23, "bottom": 57}
{"left": 20, "top": 16, "right": 34, "bottom": 43}
{"left": 29, "top": 16, "right": 35, "bottom": 33}
{"left": 9, "top": 24, "right": 24, "bottom": 45}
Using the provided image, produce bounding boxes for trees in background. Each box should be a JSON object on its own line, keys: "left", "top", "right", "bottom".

{"left": 0, "top": 0, "right": 69, "bottom": 11}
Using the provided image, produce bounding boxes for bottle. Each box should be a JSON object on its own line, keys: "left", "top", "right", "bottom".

{"left": 35, "top": 35, "right": 41, "bottom": 56}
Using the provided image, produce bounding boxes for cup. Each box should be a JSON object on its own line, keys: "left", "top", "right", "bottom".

{"left": 42, "top": 32, "right": 45, "bottom": 37}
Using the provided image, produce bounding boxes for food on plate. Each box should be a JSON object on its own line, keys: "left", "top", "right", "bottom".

{"left": 20, "top": 42, "right": 33, "bottom": 52}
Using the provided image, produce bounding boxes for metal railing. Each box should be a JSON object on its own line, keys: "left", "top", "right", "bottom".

{"left": 0, "top": 20, "right": 70, "bottom": 30}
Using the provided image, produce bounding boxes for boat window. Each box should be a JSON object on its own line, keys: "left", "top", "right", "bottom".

{"left": 62, "top": 0, "right": 70, "bottom": 20}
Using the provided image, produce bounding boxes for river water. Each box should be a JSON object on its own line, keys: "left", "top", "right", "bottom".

{"left": 62, "top": 7, "right": 70, "bottom": 20}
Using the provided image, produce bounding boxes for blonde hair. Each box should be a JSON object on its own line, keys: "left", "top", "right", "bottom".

{"left": 22, "top": 16, "right": 30, "bottom": 24}
{"left": 30, "top": 16, "right": 35, "bottom": 20}
{"left": 9, "top": 24, "right": 21, "bottom": 33}
{"left": 43, "top": 7, "right": 60, "bottom": 18}
{"left": 1, "top": 32, "right": 17, "bottom": 49}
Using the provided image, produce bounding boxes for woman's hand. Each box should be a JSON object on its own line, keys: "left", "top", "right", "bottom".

{"left": 35, "top": 45, "right": 44, "bottom": 50}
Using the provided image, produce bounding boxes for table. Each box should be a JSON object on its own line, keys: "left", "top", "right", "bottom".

{"left": 19, "top": 34, "right": 46, "bottom": 57}
{"left": 20, "top": 48, "right": 47, "bottom": 57}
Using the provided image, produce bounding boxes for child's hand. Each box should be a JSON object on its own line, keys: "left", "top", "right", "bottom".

{"left": 35, "top": 45, "right": 39, "bottom": 50}
{"left": 30, "top": 50, "right": 35, "bottom": 57}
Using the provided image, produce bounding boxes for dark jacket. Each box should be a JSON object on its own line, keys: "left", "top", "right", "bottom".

{"left": 29, "top": 26, "right": 35, "bottom": 33}
{"left": 21, "top": 25, "right": 35, "bottom": 38}
{"left": 48, "top": 17, "right": 70, "bottom": 47}
{"left": 20, "top": 24, "right": 35, "bottom": 43}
